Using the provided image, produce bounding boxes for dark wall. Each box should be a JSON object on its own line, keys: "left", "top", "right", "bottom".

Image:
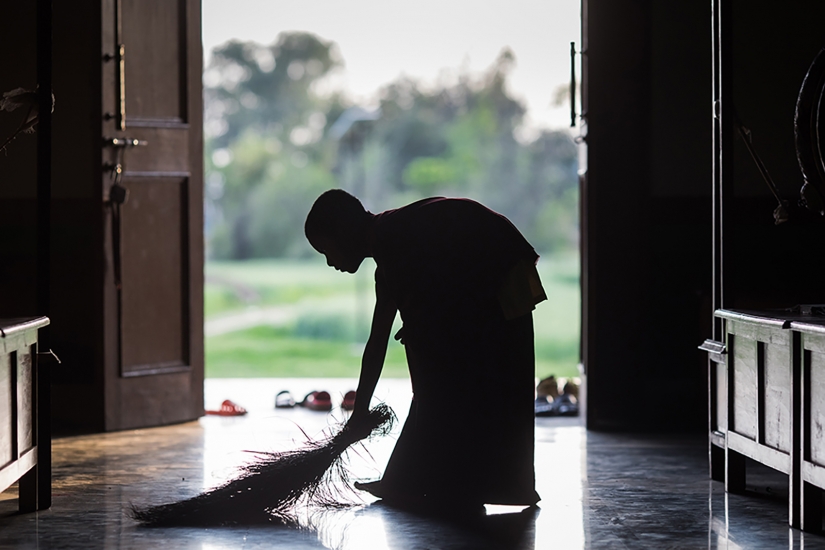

{"left": 48, "top": 0, "right": 106, "bottom": 432}
{"left": 723, "top": 2, "right": 825, "bottom": 311}
{"left": 0, "top": 2, "right": 39, "bottom": 318}
{"left": 1, "top": 1, "right": 106, "bottom": 433}
{"left": 582, "top": 0, "right": 712, "bottom": 431}
{"left": 583, "top": 0, "right": 825, "bottom": 431}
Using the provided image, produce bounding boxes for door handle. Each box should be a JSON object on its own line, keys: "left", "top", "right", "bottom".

{"left": 570, "top": 42, "right": 577, "bottom": 128}
{"left": 104, "top": 137, "right": 147, "bottom": 148}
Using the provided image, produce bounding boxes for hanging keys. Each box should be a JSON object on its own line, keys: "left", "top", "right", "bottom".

{"left": 109, "top": 182, "right": 129, "bottom": 205}
{"left": 104, "top": 162, "right": 129, "bottom": 205}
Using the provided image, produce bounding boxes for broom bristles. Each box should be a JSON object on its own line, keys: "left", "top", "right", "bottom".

{"left": 130, "top": 404, "right": 395, "bottom": 526}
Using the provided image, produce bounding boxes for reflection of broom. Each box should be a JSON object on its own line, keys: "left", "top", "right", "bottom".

{"left": 131, "top": 404, "right": 395, "bottom": 526}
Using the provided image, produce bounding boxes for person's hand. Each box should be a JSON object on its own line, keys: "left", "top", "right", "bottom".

{"left": 344, "top": 404, "right": 373, "bottom": 441}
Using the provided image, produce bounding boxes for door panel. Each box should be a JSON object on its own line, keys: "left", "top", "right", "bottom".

{"left": 122, "top": 0, "right": 186, "bottom": 123}
{"left": 101, "top": 0, "right": 203, "bottom": 430}
{"left": 122, "top": 129, "right": 190, "bottom": 172}
{"left": 120, "top": 176, "right": 189, "bottom": 376}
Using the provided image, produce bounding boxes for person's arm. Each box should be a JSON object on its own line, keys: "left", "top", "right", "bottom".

{"left": 351, "top": 285, "right": 396, "bottom": 420}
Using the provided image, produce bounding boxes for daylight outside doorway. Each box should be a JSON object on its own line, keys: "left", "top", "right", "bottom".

{"left": 201, "top": 0, "right": 582, "bottom": 407}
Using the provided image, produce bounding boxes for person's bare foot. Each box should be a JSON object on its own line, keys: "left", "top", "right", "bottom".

{"left": 354, "top": 480, "right": 387, "bottom": 499}
{"left": 355, "top": 480, "right": 485, "bottom": 517}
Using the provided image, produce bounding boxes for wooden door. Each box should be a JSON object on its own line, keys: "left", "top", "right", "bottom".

{"left": 100, "top": 0, "right": 204, "bottom": 430}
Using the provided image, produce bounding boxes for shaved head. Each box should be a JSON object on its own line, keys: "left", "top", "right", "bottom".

{"left": 305, "top": 189, "right": 368, "bottom": 251}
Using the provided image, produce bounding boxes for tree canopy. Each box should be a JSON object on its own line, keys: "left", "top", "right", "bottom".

{"left": 204, "top": 32, "right": 578, "bottom": 259}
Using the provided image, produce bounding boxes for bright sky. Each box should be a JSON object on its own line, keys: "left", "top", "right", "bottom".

{"left": 202, "top": 0, "right": 581, "bottom": 131}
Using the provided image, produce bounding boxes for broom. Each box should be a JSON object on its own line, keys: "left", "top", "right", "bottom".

{"left": 130, "top": 404, "right": 395, "bottom": 526}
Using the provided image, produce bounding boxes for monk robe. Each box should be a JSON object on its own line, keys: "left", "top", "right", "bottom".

{"left": 368, "top": 197, "right": 546, "bottom": 505}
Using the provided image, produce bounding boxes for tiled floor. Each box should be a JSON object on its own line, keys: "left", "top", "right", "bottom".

{"left": 1, "top": 377, "right": 824, "bottom": 549}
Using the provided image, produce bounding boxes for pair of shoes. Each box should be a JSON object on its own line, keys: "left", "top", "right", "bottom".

{"left": 535, "top": 375, "right": 580, "bottom": 417}
{"left": 535, "top": 393, "right": 579, "bottom": 417}
{"left": 274, "top": 390, "right": 355, "bottom": 411}
{"left": 275, "top": 390, "right": 327, "bottom": 410}
{"left": 205, "top": 399, "right": 247, "bottom": 416}
{"left": 274, "top": 390, "right": 332, "bottom": 411}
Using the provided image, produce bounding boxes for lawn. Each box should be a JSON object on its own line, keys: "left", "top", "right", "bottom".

{"left": 205, "top": 252, "right": 580, "bottom": 379}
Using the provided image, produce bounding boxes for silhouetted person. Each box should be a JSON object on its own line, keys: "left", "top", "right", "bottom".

{"left": 305, "top": 190, "right": 546, "bottom": 511}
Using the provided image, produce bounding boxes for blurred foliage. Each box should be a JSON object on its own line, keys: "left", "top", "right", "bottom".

{"left": 204, "top": 32, "right": 579, "bottom": 259}
{"left": 204, "top": 256, "right": 580, "bottom": 379}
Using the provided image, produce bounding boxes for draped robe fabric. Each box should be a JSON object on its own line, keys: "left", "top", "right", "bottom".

{"left": 369, "top": 197, "right": 545, "bottom": 505}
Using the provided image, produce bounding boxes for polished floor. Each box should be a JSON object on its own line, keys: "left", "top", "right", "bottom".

{"left": 1, "top": 378, "right": 824, "bottom": 549}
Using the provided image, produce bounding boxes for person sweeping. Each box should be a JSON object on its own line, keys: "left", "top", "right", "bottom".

{"left": 304, "top": 190, "right": 547, "bottom": 512}
{"left": 132, "top": 189, "right": 545, "bottom": 526}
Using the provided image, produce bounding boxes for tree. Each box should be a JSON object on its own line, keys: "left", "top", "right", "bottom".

{"left": 204, "top": 32, "right": 342, "bottom": 147}
{"left": 205, "top": 35, "right": 579, "bottom": 259}
{"left": 204, "top": 32, "right": 345, "bottom": 259}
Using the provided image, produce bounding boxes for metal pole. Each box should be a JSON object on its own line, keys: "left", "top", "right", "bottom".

{"left": 36, "top": 0, "right": 53, "bottom": 511}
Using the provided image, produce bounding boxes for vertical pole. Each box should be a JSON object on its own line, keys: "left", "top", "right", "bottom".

{"left": 800, "top": 339, "right": 823, "bottom": 532}
{"left": 712, "top": 0, "right": 733, "bottom": 338}
{"left": 725, "top": 331, "right": 745, "bottom": 493}
{"left": 711, "top": 0, "right": 722, "bottom": 340}
{"left": 35, "top": 0, "right": 53, "bottom": 511}
{"left": 790, "top": 332, "right": 801, "bottom": 528}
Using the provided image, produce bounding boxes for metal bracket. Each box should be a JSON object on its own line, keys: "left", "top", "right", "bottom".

{"left": 104, "top": 137, "right": 147, "bottom": 148}
{"left": 37, "top": 349, "right": 61, "bottom": 365}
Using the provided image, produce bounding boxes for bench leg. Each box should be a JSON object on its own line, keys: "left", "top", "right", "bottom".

{"left": 33, "top": 353, "right": 51, "bottom": 510}
{"left": 711, "top": 442, "right": 725, "bottom": 482}
{"left": 726, "top": 448, "right": 746, "bottom": 493}
{"left": 18, "top": 465, "right": 38, "bottom": 513}
{"left": 802, "top": 481, "right": 823, "bottom": 532}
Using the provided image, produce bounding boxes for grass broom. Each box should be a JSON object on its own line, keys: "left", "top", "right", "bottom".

{"left": 130, "top": 404, "right": 395, "bottom": 526}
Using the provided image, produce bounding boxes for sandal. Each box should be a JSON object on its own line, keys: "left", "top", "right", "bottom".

{"left": 534, "top": 396, "right": 556, "bottom": 417}
{"left": 341, "top": 390, "right": 356, "bottom": 411}
{"left": 553, "top": 394, "right": 579, "bottom": 416}
{"left": 275, "top": 390, "right": 296, "bottom": 409}
{"left": 205, "top": 399, "right": 247, "bottom": 416}
{"left": 299, "top": 390, "right": 332, "bottom": 411}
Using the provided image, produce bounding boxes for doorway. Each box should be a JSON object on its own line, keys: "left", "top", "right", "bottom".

{"left": 200, "top": 0, "right": 583, "bottom": 412}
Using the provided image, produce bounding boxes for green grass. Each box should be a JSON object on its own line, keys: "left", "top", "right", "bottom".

{"left": 204, "top": 286, "right": 245, "bottom": 318}
{"left": 206, "top": 258, "right": 355, "bottom": 314}
{"left": 533, "top": 251, "right": 581, "bottom": 379}
{"left": 206, "top": 325, "right": 409, "bottom": 378}
{"left": 204, "top": 252, "right": 580, "bottom": 379}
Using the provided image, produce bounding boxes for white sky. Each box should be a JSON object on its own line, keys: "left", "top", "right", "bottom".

{"left": 202, "top": 0, "right": 581, "bottom": 131}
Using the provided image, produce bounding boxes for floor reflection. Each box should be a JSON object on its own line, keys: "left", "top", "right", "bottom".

{"left": 369, "top": 502, "right": 538, "bottom": 550}
{"left": 3, "top": 378, "right": 825, "bottom": 548}
{"left": 534, "top": 421, "right": 584, "bottom": 548}
{"left": 705, "top": 459, "right": 824, "bottom": 549}
{"left": 291, "top": 503, "right": 538, "bottom": 550}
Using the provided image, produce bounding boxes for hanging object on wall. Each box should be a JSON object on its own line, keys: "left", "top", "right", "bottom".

{"left": 734, "top": 116, "right": 789, "bottom": 224}
{"left": 795, "top": 47, "right": 825, "bottom": 216}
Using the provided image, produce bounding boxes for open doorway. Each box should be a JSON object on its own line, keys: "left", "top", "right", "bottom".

{"left": 200, "top": 0, "right": 582, "bottom": 412}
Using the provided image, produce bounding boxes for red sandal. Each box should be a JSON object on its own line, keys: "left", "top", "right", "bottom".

{"left": 341, "top": 390, "right": 356, "bottom": 411}
{"left": 205, "top": 399, "right": 247, "bottom": 416}
{"left": 299, "top": 391, "right": 332, "bottom": 411}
